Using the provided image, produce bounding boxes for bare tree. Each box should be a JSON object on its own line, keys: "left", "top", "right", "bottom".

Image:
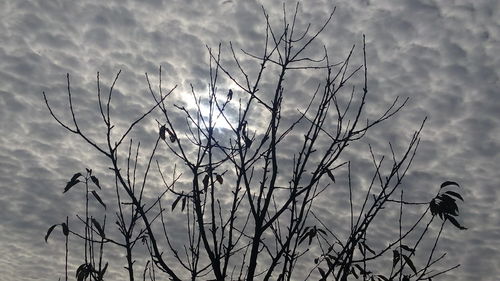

{"left": 44, "top": 4, "right": 466, "bottom": 281}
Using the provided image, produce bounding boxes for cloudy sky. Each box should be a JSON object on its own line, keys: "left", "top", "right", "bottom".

{"left": 0, "top": 0, "right": 498, "bottom": 280}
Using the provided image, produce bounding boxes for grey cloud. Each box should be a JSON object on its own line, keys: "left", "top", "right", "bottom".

{"left": 1, "top": 0, "right": 499, "bottom": 280}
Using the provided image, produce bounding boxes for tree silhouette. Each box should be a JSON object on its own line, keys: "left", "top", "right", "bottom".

{"left": 43, "top": 4, "right": 466, "bottom": 281}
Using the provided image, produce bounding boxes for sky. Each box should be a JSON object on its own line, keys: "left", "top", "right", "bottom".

{"left": 0, "top": 0, "right": 498, "bottom": 280}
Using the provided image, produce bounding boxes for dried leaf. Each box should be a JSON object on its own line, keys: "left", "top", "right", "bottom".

{"left": 45, "top": 224, "right": 58, "bottom": 242}
{"left": 92, "top": 190, "right": 106, "bottom": 209}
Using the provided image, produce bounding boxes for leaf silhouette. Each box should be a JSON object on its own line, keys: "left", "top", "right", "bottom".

{"left": 318, "top": 267, "right": 327, "bottom": 279}
{"left": 76, "top": 264, "right": 91, "bottom": 281}
{"left": 63, "top": 179, "right": 80, "bottom": 193}
{"left": 326, "top": 169, "right": 336, "bottom": 183}
{"left": 392, "top": 250, "right": 400, "bottom": 268}
{"left": 400, "top": 244, "right": 414, "bottom": 253}
{"left": 91, "top": 175, "right": 101, "bottom": 189}
{"left": 91, "top": 218, "right": 105, "bottom": 238}
{"left": 61, "top": 222, "right": 69, "bottom": 236}
{"left": 92, "top": 190, "right": 106, "bottom": 209}
{"left": 172, "top": 194, "right": 182, "bottom": 211}
{"left": 181, "top": 196, "right": 187, "bottom": 212}
{"left": 70, "top": 172, "right": 82, "bottom": 182}
{"left": 402, "top": 254, "right": 417, "bottom": 274}
{"left": 440, "top": 181, "right": 459, "bottom": 189}
{"left": 444, "top": 190, "right": 464, "bottom": 201}
{"left": 362, "top": 241, "right": 375, "bottom": 255}
{"left": 45, "top": 224, "right": 58, "bottom": 242}
{"left": 377, "top": 275, "right": 389, "bottom": 281}
{"left": 166, "top": 128, "right": 176, "bottom": 142}
{"left": 202, "top": 174, "right": 209, "bottom": 192}
{"left": 216, "top": 174, "right": 223, "bottom": 184}
{"left": 351, "top": 267, "right": 359, "bottom": 279}
{"left": 445, "top": 214, "right": 467, "bottom": 230}
{"left": 159, "top": 125, "right": 166, "bottom": 140}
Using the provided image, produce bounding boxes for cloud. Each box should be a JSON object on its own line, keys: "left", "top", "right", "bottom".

{"left": 0, "top": 0, "right": 498, "bottom": 280}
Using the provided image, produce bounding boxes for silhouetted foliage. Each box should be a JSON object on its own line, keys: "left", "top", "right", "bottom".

{"left": 43, "top": 4, "right": 466, "bottom": 281}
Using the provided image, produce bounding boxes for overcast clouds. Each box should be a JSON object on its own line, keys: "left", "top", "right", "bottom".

{"left": 0, "top": 0, "right": 499, "bottom": 280}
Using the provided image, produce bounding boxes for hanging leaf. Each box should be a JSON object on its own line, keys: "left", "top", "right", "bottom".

{"left": 99, "top": 262, "right": 108, "bottom": 279}
{"left": 63, "top": 179, "right": 80, "bottom": 193}
{"left": 318, "top": 267, "right": 327, "bottom": 279}
{"left": 377, "top": 275, "right": 389, "bottom": 281}
{"left": 351, "top": 267, "right": 359, "bottom": 279}
{"left": 45, "top": 224, "right": 59, "bottom": 242}
{"left": 325, "top": 256, "right": 335, "bottom": 270}
{"left": 362, "top": 241, "right": 376, "bottom": 255}
{"left": 76, "top": 264, "right": 91, "bottom": 281}
{"left": 166, "top": 128, "right": 176, "bottom": 142}
{"left": 244, "top": 136, "right": 252, "bottom": 147}
{"left": 402, "top": 254, "right": 417, "bottom": 274}
{"left": 70, "top": 172, "right": 82, "bottom": 182}
{"left": 358, "top": 243, "right": 365, "bottom": 255}
{"left": 216, "top": 174, "right": 223, "bottom": 184}
{"left": 308, "top": 227, "right": 317, "bottom": 245}
{"left": 326, "top": 169, "right": 336, "bottom": 183}
{"left": 91, "top": 175, "right": 101, "bottom": 189}
{"left": 444, "top": 190, "right": 464, "bottom": 201}
{"left": 445, "top": 214, "right": 467, "bottom": 230}
{"left": 92, "top": 191, "right": 106, "bottom": 209}
{"left": 400, "top": 244, "right": 414, "bottom": 253}
{"left": 298, "top": 232, "right": 309, "bottom": 245}
{"left": 159, "top": 125, "right": 166, "bottom": 140}
{"left": 61, "top": 223, "right": 69, "bottom": 236}
{"left": 181, "top": 196, "right": 187, "bottom": 212}
{"left": 202, "top": 174, "right": 209, "bottom": 192}
{"left": 392, "top": 250, "right": 400, "bottom": 268}
{"left": 91, "top": 218, "right": 105, "bottom": 238}
{"left": 440, "top": 181, "right": 459, "bottom": 189}
{"left": 172, "top": 194, "right": 182, "bottom": 211}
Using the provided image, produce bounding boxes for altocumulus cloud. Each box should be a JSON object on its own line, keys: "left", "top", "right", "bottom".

{"left": 0, "top": 0, "right": 498, "bottom": 280}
